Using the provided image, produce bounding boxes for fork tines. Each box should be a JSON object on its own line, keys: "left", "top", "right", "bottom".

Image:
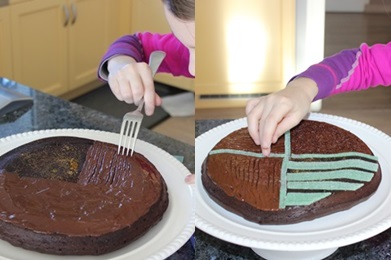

{"left": 117, "top": 118, "right": 141, "bottom": 156}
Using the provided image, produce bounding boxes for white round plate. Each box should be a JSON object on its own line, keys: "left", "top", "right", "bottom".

{"left": 196, "top": 113, "right": 391, "bottom": 255}
{"left": 0, "top": 129, "right": 195, "bottom": 260}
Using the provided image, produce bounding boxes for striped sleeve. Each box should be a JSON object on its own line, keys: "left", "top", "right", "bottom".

{"left": 97, "top": 32, "right": 193, "bottom": 81}
{"left": 292, "top": 42, "right": 391, "bottom": 100}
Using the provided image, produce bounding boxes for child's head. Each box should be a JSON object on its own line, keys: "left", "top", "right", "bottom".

{"left": 162, "top": 0, "right": 195, "bottom": 76}
{"left": 162, "top": 0, "right": 194, "bottom": 20}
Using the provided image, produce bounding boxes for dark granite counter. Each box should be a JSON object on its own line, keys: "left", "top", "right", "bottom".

{"left": 196, "top": 119, "right": 391, "bottom": 260}
{"left": 0, "top": 78, "right": 194, "bottom": 259}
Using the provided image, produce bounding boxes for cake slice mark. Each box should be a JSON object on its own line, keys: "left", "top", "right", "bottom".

{"left": 209, "top": 130, "right": 379, "bottom": 209}
{"left": 78, "top": 142, "right": 144, "bottom": 189}
{"left": 78, "top": 143, "right": 103, "bottom": 185}
{"left": 208, "top": 154, "right": 281, "bottom": 209}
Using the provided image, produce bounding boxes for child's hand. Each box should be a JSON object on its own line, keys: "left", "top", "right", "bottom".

{"left": 246, "top": 77, "right": 318, "bottom": 156}
{"left": 107, "top": 55, "right": 160, "bottom": 116}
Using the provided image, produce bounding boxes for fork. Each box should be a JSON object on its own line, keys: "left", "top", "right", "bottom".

{"left": 117, "top": 51, "right": 166, "bottom": 156}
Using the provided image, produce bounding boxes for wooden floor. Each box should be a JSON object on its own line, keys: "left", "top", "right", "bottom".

{"left": 153, "top": 12, "right": 391, "bottom": 144}
{"left": 320, "top": 12, "right": 391, "bottom": 136}
{"left": 152, "top": 115, "right": 195, "bottom": 146}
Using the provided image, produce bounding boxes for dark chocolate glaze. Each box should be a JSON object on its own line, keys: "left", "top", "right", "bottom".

{"left": 0, "top": 137, "right": 168, "bottom": 255}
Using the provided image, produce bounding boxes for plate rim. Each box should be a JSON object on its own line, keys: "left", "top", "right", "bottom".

{"left": 195, "top": 112, "right": 391, "bottom": 251}
{"left": 0, "top": 128, "right": 195, "bottom": 260}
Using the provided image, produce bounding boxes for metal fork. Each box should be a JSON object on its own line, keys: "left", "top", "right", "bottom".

{"left": 117, "top": 51, "right": 166, "bottom": 156}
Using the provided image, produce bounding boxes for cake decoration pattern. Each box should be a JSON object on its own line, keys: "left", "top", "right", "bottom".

{"left": 202, "top": 120, "right": 382, "bottom": 224}
{"left": 208, "top": 130, "right": 379, "bottom": 209}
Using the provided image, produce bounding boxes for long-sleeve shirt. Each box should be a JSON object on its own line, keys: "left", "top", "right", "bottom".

{"left": 98, "top": 32, "right": 194, "bottom": 80}
{"left": 294, "top": 42, "right": 391, "bottom": 101}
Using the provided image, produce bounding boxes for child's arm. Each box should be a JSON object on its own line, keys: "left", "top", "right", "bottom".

{"left": 97, "top": 33, "right": 192, "bottom": 115}
{"left": 247, "top": 41, "right": 391, "bottom": 156}
{"left": 295, "top": 42, "right": 391, "bottom": 100}
{"left": 98, "top": 33, "right": 192, "bottom": 80}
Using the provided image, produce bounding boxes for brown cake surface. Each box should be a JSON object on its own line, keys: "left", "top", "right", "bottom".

{"left": 202, "top": 120, "right": 382, "bottom": 224}
{"left": 0, "top": 137, "right": 168, "bottom": 255}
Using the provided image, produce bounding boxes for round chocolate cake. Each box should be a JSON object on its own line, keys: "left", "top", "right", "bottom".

{"left": 202, "top": 120, "right": 381, "bottom": 225}
{"left": 0, "top": 137, "right": 168, "bottom": 255}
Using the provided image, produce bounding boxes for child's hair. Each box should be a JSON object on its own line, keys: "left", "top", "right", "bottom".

{"left": 162, "top": 0, "right": 195, "bottom": 21}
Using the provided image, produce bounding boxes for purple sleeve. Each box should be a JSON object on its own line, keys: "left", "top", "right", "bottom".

{"left": 97, "top": 32, "right": 193, "bottom": 81}
{"left": 97, "top": 34, "right": 144, "bottom": 80}
{"left": 293, "top": 42, "right": 391, "bottom": 100}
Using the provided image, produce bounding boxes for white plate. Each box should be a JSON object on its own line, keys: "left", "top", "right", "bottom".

{"left": 195, "top": 113, "right": 391, "bottom": 256}
{"left": 0, "top": 129, "right": 195, "bottom": 260}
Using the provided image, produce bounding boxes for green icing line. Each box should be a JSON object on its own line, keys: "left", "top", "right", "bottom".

{"left": 287, "top": 170, "right": 374, "bottom": 182}
{"left": 279, "top": 131, "right": 291, "bottom": 209}
{"left": 287, "top": 159, "right": 378, "bottom": 172}
{"left": 209, "top": 150, "right": 378, "bottom": 165}
{"left": 287, "top": 181, "right": 364, "bottom": 191}
{"left": 291, "top": 152, "right": 378, "bottom": 161}
{"left": 209, "top": 149, "right": 284, "bottom": 158}
{"left": 285, "top": 192, "right": 332, "bottom": 206}
{"left": 208, "top": 129, "right": 379, "bottom": 209}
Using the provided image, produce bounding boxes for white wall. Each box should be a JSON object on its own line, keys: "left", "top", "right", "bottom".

{"left": 326, "top": 0, "right": 369, "bottom": 12}
{"left": 296, "top": 0, "right": 325, "bottom": 72}
{"left": 296, "top": 0, "right": 325, "bottom": 111}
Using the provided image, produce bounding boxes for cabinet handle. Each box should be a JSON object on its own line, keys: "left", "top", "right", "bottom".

{"left": 63, "top": 4, "right": 70, "bottom": 26}
{"left": 71, "top": 3, "right": 78, "bottom": 25}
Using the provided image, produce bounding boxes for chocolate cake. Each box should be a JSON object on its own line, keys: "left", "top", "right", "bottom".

{"left": 202, "top": 120, "right": 381, "bottom": 224}
{"left": 0, "top": 137, "right": 168, "bottom": 255}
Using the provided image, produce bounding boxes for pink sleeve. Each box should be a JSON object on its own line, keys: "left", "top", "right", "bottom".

{"left": 331, "top": 42, "right": 391, "bottom": 96}
{"left": 292, "top": 42, "right": 391, "bottom": 100}
{"left": 136, "top": 32, "right": 193, "bottom": 78}
{"left": 97, "top": 32, "right": 193, "bottom": 81}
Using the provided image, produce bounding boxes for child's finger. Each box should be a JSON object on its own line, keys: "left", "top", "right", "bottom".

{"left": 246, "top": 100, "right": 264, "bottom": 145}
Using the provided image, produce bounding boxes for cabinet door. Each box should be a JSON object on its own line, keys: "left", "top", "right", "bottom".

{"left": 68, "top": 0, "right": 108, "bottom": 90}
{"left": 11, "top": 0, "right": 68, "bottom": 95}
{"left": 196, "top": 0, "right": 295, "bottom": 108}
{"left": 131, "top": 0, "right": 194, "bottom": 92}
{"left": 0, "top": 6, "right": 13, "bottom": 79}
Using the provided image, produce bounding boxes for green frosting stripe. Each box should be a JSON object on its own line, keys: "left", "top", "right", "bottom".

{"left": 208, "top": 129, "right": 379, "bottom": 209}
{"left": 287, "top": 159, "right": 378, "bottom": 172}
{"left": 209, "top": 149, "right": 378, "bottom": 164}
{"left": 291, "top": 152, "right": 378, "bottom": 161}
{"left": 287, "top": 170, "right": 374, "bottom": 182}
{"left": 285, "top": 192, "right": 332, "bottom": 206}
{"left": 287, "top": 181, "right": 364, "bottom": 191}
{"left": 279, "top": 131, "right": 291, "bottom": 209}
{"left": 209, "top": 149, "right": 284, "bottom": 158}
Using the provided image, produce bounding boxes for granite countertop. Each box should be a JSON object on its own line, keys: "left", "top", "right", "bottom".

{"left": 0, "top": 78, "right": 194, "bottom": 259}
{"left": 195, "top": 119, "right": 391, "bottom": 260}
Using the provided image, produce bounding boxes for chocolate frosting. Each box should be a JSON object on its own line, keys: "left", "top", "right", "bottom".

{"left": 0, "top": 139, "right": 165, "bottom": 236}
{"left": 202, "top": 120, "right": 382, "bottom": 224}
